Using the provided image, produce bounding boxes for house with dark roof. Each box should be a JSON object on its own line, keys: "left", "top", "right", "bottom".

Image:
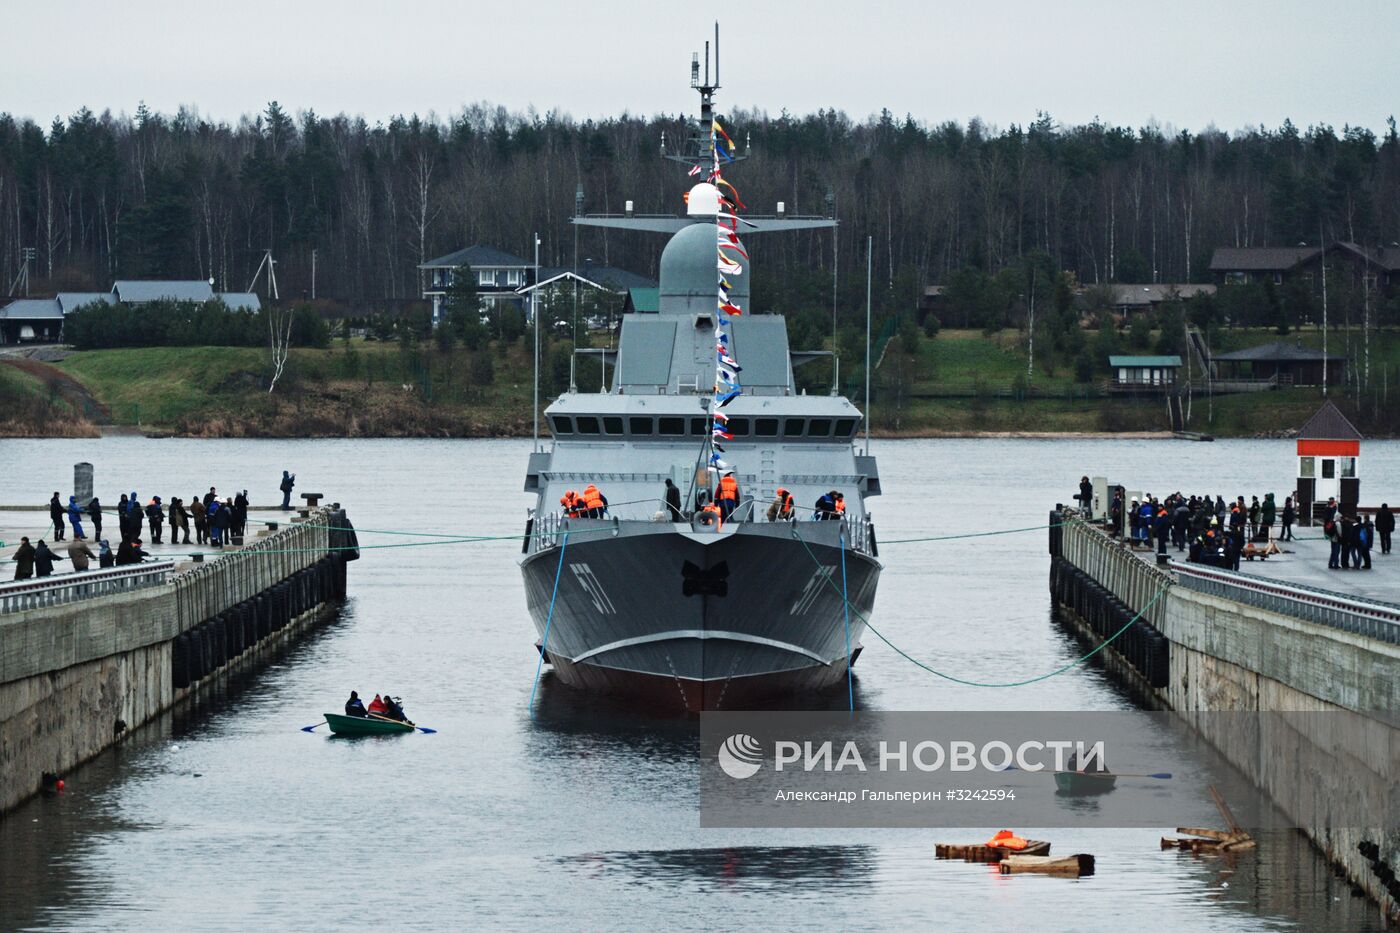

{"left": 1209, "top": 241, "right": 1400, "bottom": 295}
{"left": 1211, "top": 341, "right": 1345, "bottom": 387}
{"left": 419, "top": 245, "right": 656, "bottom": 326}
{"left": 1102, "top": 283, "right": 1215, "bottom": 316}
{"left": 418, "top": 245, "right": 532, "bottom": 324}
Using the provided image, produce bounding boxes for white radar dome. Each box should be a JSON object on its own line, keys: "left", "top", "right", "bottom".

{"left": 685, "top": 182, "right": 723, "bottom": 216}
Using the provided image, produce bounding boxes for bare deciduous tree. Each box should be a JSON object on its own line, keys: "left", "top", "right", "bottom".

{"left": 267, "top": 303, "right": 294, "bottom": 394}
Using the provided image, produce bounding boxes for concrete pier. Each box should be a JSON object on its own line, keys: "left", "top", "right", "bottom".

{"left": 1049, "top": 509, "right": 1400, "bottom": 921}
{"left": 0, "top": 507, "right": 357, "bottom": 814}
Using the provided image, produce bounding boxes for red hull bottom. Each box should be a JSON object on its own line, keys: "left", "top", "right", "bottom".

{"left": 542, "top": 648, "right": 861, "bottom": 712}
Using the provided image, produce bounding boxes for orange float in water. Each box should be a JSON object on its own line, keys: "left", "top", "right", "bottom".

{"left": 986, "top": 829, "right": 1028, "bottom": 850}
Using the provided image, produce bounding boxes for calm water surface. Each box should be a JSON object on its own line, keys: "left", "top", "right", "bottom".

{"left": 1, "top": 437, "right": 1394, "bottom": 931}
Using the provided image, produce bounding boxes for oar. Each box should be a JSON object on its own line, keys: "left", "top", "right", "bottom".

{"left": 300, "top": 721, "right": 326, "bottom": 733}
{"left": 366, "top": 712, "right": 435, "bottom": 733}
{"left": 1001, "top": 765, "right": 1172, "bottom": 779}
{"left": 1059, "top": 771, "right": 1172, "bottom": 780}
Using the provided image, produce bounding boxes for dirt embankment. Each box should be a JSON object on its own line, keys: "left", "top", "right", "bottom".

{"left": 0, "top": 359, "right": 103, "bottom": 437}
{"left": 170, "top": 385, "right": 530, "bottom": 438}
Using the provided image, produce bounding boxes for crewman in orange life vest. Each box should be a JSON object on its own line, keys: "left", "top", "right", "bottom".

{"left": 583, "top": 484, "right": 607, "bottom": 519}
{"left": 716, "top": 471, "right": 740, "bottom": 521}
{"left": 698, "top": 501, "right": 724, "bottom": 529}
{"left": 767, "top": 487, "right": 795, "bottom": 522}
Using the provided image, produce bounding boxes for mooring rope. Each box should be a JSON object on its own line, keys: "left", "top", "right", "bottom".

{"left": 528, "top": 530, "right": 571, "bottom": 720}
{"left": 838, "top": 523, "right": 854, "bottom": 713}
{"left": 789, "top": 527, "right": 1173, "bottom": 689}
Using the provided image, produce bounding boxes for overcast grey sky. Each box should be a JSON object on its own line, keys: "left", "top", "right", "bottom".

{"left": 6, "top": 0, "right": 1399, "bottom": 134}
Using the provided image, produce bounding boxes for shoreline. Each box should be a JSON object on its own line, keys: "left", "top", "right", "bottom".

{"left": 0, "top": 427, "right": 1368, "bottom": 441}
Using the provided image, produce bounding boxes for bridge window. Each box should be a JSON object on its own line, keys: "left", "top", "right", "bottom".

{"left": 551, "top": 416, "right": 573, "bottom": 435}
{"left": 629, "top": 417, "right": 653, "bottom": 435}
{"left": 783, "top": 419, "right": 805, "bottom": 437}
{"left": 602, "top": 416, "right": 624, "bottom": 435}
{"left": 690, "top": 417, "right": 708, "bottom": 436}
{"left": 659, "top": 417, "right": 686, "bottom": 436}
{"left": 755, "top": 418, "right": 779, "bottom": 437}
{"left": 726, "top": 417, "right": 750, "bottom": 436}
{"left": 575, "top": 416, "right": 600, "bottom": 435}
{"left": 808, "top": 418, "right": 832, "bottom": 437}
{"left": 835, "top": 418, "right": 857, "bottom": 437}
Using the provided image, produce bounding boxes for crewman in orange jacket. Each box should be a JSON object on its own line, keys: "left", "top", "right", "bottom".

{"left": 560, "top": 490, "right": 584, "bottom": 518}
{"left": 583, "top": 484, "right": 606, "bottom": 519}
{"left": 766, "top": 487, "right": 795, "bottom": 522}
{"left": 698, "top": 502, "right": 724, "bottom": 530}
{"left": 834, "top": 492, "right": 846, "bottom": 517}
{"left": 716, "top": 471, "right": 740, "bottom": 521}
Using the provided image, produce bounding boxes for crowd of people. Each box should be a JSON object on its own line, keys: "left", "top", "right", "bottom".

{"left": 11, "top": 472, "right": 297, "bottom": 581}
{"left": 1078, "top": 477, "right": 1395, "bottom": 573}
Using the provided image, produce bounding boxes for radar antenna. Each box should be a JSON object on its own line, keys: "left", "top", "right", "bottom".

{"left": 665, "top": 23, "right": 747, "bottom": 169}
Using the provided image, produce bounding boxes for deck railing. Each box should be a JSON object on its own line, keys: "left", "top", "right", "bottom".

{"left": 0, "top": 561, "right": 176, "bottom": 614}
{"left": 526, "top": 509, "right": 878, "bottom": 557}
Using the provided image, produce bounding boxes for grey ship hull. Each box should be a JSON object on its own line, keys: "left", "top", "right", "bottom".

{"left": 521, "top": 519, "right": 879, "bottom": 711}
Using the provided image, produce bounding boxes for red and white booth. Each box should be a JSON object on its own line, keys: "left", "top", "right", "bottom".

{"left": 1295, "top": 401, "right": 1361, "bottom": 522}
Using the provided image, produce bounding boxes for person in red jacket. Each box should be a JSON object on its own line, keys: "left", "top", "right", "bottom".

{"left": 367, "top": 693, "right": 387, "bottom": 715}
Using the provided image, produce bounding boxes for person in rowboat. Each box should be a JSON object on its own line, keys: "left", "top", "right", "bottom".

{"left": 345, "top": 691, "right": 368, "bottom": 718}
{"left": 380, "top": 693, "right": 408, "bottom": 722}
{"left": 1065, "top": 750, "right": 1108, "bottom": 773}
{"left": 366, "top": 694, "right": 387, "bottom": 716}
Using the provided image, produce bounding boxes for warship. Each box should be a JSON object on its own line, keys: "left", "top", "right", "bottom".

{"left": 520, "top": 31, "right": 882, "bottom": 711}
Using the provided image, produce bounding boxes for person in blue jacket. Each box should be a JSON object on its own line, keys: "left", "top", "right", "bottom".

{"left": 344, "top": 691, "right": 368, "bottom": 717}
{"left": 66, "top": 496, "right": 86, "bottom": 539}
{"left": 208, "top": 500, "right": 223, "bottom": 547}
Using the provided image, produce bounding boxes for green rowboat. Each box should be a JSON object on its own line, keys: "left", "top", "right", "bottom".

{"left": 1054, "top": 770, "right": 1117, "bottom": 795}
{"left": 324, "top": 713, "right": 415, "bottom": 736}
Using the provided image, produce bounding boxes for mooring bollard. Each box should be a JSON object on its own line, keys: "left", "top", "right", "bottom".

{"left": 74, "top": 462, "right": 95, "bottom": 508}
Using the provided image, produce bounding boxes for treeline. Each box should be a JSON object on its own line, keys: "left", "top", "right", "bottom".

{"left": 64, "top": 300, "right": 328, "bottom": 350}
{"left": 3, "top": 101, "right": 1399, "bottom": 326}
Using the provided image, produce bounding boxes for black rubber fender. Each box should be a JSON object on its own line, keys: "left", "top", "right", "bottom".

{"left": 172, "top": 632, "right": 191, "bottom": 689}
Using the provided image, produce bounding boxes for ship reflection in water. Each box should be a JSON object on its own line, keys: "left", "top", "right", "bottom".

{"left": 558, "top": 844, "right": 876, "bottom": 890}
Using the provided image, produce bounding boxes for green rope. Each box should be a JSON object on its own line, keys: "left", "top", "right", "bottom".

{"left": 789, "top": 526, "right": 1172, "bottom": 688}
{"left": 879, "top": 521, "right": 1071, "bottom": 545}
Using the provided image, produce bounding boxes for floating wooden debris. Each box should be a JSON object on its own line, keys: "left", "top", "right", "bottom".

{"left": 1161, "top": 785, "right": 1255, "bottom": 853}
{"left": 999, "top": 854, "right": 1096, "bottom": 877}
{"left": 936, "top": 840, "right": 1051, "bottom": 862}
